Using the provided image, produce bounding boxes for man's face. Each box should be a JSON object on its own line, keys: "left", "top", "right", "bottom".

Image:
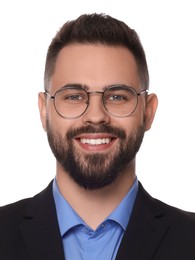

{"left": 39, "top": 44, "right": 156, "bottom": 190}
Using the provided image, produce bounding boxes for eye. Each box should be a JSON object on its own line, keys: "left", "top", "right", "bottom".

{"left": 57, "top": 88, "right": 88, "bottom": 104}
{"left": 66, "top": 94, "right": 83, "bottom": 100}
{"left": 108, "top": 95, "right": 127, "bottom": 101}
{"left": 105, "top": 92, "right": 130, "bottom": 104}
{"left": 62, "top": 93, "right": 87, "bottom": 104}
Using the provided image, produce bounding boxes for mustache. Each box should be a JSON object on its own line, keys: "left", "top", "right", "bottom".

{"left": 66, "top": 124, "right": 126, "bottom": 140}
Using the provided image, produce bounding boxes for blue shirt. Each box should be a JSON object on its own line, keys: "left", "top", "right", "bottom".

{"left": 53, "top": 178, "right": 138, "bottom": 260}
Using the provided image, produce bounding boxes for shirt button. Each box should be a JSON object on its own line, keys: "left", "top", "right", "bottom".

{"left": 100, "top": 224, "right": 105, "bottom": 232}
{"left": 88, "top": 230, "right": 93, "bottom": 236}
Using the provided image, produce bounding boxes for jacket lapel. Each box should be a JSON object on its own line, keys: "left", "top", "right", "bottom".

{"left": 116, "top": 182, "right": 171, "bottom": 260}
{"left": 18, "top": 181, "right": 171, "bottom": 260}
{"left": 19, "top": 181, "right": 65, "bottom": 260}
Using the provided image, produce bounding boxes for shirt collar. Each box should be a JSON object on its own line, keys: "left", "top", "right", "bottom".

{"left": 106, "top": 177, "right": 138, "bottom": 230}
{"left": 53, "top": 177, "right": 138, "bottom": 235}
{"left": 53, "top": 179, "right": 83, "bottom": 236}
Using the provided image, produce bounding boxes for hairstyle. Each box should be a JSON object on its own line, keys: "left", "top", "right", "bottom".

{"left": 44, "top": 13, "right": 149, "bottom": 90}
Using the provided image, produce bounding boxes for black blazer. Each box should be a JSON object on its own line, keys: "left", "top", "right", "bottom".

{"left": 0, "top": 181, "right": 195, "bottom": 260}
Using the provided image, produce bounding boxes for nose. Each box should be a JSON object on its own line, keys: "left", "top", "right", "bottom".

{"left": 82, "top": 94, "right": 110, "bottom": 125}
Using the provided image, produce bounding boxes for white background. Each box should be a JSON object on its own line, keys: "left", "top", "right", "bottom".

{"left": 0, "top": 0, "right": 194, "bottom": 211}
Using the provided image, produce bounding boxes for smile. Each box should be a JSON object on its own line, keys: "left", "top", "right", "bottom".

{"left": 80, "top": 138, "right": 111, "bottom": 145}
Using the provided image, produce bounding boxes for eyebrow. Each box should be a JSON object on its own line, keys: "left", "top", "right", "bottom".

{"left": 60, "top": 83, "right": 109, "bottom": 91}
{"left": 59, "top": 83, "right": 137, "bottom": 92}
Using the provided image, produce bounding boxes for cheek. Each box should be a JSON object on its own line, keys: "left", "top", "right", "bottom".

{"left": 46, "top": 108, "right": 83, "bottom": 136}
{"left": 110, "top": 111, "right": 145, "bottom": 135}
{"left": 131, "top": 103, "right": 146, "bottom": 128}
{"left": 46, "top": 106, "right": 63, "bottom": 133}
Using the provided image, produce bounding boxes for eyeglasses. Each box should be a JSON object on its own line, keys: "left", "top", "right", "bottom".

{"left": 45, "top": 84, "right": 148, "bottom": 119}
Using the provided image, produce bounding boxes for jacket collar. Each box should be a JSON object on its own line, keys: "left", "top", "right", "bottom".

{"left": 116, "top": 182, "right": 170, "bottom": 260}
{"left": 19, "top": 181, "right": 170, "bottom": 260}
{"left": 19, "top": 181, "right": 65, "bottom": 260}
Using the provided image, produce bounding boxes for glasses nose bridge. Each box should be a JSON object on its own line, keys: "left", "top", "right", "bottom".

{"left": 87, "top": 90, "right": 104, "bottom": 104}
{"left": 88, "top": 90, "right": 104, "bottom": 97}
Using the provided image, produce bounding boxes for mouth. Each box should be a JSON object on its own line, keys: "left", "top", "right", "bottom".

{"left": 74, "top": 134, "right": 117, "bottom": 151}
{"left": 80, "top": 137, "right": 111, "bottom": 145}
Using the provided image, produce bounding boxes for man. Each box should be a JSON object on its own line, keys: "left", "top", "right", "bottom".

{"left": 0, "top": 13, "right": 195, "bottom": 260}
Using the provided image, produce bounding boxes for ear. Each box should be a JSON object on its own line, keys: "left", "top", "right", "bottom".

{"left": 144, "top": 93, "right": 158, "bottom": 131}
{"left": 38, "top": 92, "right": 47, "bottom": 131}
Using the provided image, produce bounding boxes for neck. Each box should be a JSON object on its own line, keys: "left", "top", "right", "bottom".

{"left": 56, "top": 161, "right": 136, "bottom": 230}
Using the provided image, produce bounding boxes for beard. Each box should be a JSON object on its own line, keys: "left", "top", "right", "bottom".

{"left": 46, "top": 122, "right": 145, "bottom": 190}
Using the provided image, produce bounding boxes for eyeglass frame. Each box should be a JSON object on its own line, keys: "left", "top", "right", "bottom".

{"left": 45, "top": 84, "right": 148, "bottom": 119}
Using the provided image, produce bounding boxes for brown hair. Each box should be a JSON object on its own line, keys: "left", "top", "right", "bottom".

{"left": 44, "top": 13, "right": 149, "bottom": 90}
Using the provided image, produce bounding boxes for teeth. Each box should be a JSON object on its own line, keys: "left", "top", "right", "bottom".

{"left": 80, "top": 138, "right": 111, "bottom": 145}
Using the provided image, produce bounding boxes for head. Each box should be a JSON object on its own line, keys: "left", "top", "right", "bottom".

{"left": 39, "top": 13, "right": 158, "bottom": 190}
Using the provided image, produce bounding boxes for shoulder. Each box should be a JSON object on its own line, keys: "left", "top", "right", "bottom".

{"left": 152, "top": 196, "right": 195, "bottom": 233}
{"left": 124, "top": 182, "right": 195, "bottom": 257}
{"left": 0, "top": 197, "right": 34, "bottom": 248}
{"left": 0, "top": 181, "right": 54, "bottom": 227}
{"left": 136, "top": 181, "right": 195, "bottom": 225}
{"left": 0, "top": 198, "right": 31, "bottom": 224}
{"left": 154, "top": 196, "right": 195, "bottom": 219}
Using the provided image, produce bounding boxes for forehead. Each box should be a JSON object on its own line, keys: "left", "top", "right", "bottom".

{"left": 50, "top": 44, "right": 141, "bottom": 92}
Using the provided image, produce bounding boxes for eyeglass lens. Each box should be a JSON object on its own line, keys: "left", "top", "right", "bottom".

{"left": 53, "top": 85, "right": 139, "bottom": 118}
